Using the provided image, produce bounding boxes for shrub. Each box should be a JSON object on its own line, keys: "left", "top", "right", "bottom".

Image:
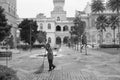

{"left": 99, "top": 44, "right": 120, "bottom": 48}
{"left": 32, "top": 44, "right": 45, "bottom": 48}
{"left": 0, "top": 65, "right": 19, "bottom": 80}
{"left": 17, "top": 44, "right": 45, "bottom": 50}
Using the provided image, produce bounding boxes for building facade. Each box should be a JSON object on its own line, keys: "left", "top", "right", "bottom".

{"left": 36, "top": 0, "right": 75, "bottom": 47}
{"left": 0, "top": 0, "right": 17, "bottom": 47}
{"left": 18, "top": 0, "right": 75, "bottom": 47}
{"left": 77, "top": 2, "right": 120, "bottom": 45}
{"left": 18, "top": 0, "right": 120, "bottom": 47}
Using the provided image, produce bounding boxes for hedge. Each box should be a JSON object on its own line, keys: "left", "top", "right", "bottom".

{"left": 17, "top": 44, "right": 45, "bottom": 50}
{"left": 0, "top": 65, "right": 19, "bottom": 80}
{"left": 99, "top": 44, "right": 120, "bottom": 48}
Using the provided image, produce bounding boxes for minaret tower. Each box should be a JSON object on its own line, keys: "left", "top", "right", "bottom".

{"left": 51, "top": 0, "right": 66, "bottom": 21}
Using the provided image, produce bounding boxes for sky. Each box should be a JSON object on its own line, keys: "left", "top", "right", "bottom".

{"left": 17, "top": 0, "right": 92, "bottom": 18}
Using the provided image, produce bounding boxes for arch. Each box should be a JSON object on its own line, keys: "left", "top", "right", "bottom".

{"left": 56, "top": 25, "right": 61, "bottom": 31}
{"left": 48, "top": 37, "right": 51, "bottom": 43}
{"left": 106, "top": 33, "right": 112, "bottom": 38}
{"left": 56, "top": 37, "right": 61, "bottom": 44}
{"left": 63, "top": 25, "right": 69, "bottom": 31}
{"left": 63, "top": 36, "right": 69, "bottom": 44}
{"left": 48, "top": 23, "right": 51, "bottom": 29}
{"left": 105, "top": 32, "right": 112, "bottom": 43}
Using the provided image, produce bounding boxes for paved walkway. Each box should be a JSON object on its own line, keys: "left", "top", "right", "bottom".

{"left": 0, "top": 46, "right": 120, "bottom": 80}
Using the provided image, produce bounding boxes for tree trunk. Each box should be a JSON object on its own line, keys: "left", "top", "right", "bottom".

{"left": 77, "top": 42, "right": 79, "bottom": 51}
{"left": 117, "top": 10, "right": 120, "bottom": 47}
{"left": 113, "top": 29, "right": 115, "bottom": 45}
{"left": 99, "top": 30, "right": 103, "bottom": 45}
{"left": 102, "top": 30, "right": 103, "bottom": 44}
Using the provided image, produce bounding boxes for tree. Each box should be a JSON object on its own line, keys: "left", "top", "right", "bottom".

{"left": 91, "top": 0, "right": 106, "bottom": 44}
{"left": 107, "top": 0, "right": 120, "bottom": 45}
{"left": 95, "top": 15, "right": 108, "bottom": 44}
{"left": 18, "top": 19, "right": 38, "bottom": 45}
{"left": 72, "top": 17, "right": 85, "bottom": 39}
{"left": 70, "top": 17, "right": 86, "bottom": 50}
{"left": 36, "top": 31, "right": 46, "bottom": 44}
{"left": 91, "top": 0, "right": 105, "bottom": 14}
{"left": 108, "top": 15, "right": 119, "bottom": 44}
{"left": 0, "top": 6, "right": 11, "bottom": 42}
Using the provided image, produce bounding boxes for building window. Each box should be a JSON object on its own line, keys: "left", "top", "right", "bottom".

{"left": 48, "top": 23, "right": 51, "bottom": 29}
{"left": 48, "top": 37, "right": 51, "bottom": 43}
{"left": 63, "top": 25, "right": 69, "bottom": 31}
{"left": 63, "top": 36, "right": 69, "bottom": 44}
{"left": 40, "top": 23, "right": 43, "bottom": 30}
{"left": 56, "top": 37, "right": 61, "bottom": 44}
{"left": 56, "top": 25, "right": 61, "bottom": 31}
{"left": 57, "top": 17, "right": 60, "bottom": 21}
{"left": 38, "top": 23, "right": 43, "bottom": 31}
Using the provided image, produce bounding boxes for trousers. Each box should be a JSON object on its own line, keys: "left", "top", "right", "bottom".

{"left": 48, "top": 59, "right": 55, "bottom": 70}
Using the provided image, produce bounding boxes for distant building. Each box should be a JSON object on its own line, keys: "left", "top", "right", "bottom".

{"left": 18, "top": 0, "right": 77, "bottom": 47}
{"left": 18, "top": 0, "right": 120, "bottom": 47}
{"left": 0, "top": 0, "right": 18, "bottom": 47}
{"left": 76, "top": 2, "right": 120, "bottom": 45}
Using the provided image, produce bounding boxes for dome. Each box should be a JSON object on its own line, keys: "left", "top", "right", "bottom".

{"left": 53, "top": 0, "right": 64, "bottom": 2}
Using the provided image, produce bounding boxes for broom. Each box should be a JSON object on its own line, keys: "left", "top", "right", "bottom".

{"left": 34, "top": 50, "right": 46, "bottom": 74}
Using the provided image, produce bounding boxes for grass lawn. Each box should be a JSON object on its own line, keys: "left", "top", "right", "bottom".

{"left": 93, "top": 48, "right": 120, "bottom": 55}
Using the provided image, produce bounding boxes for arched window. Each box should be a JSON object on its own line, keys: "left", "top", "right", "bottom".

{"left": 48, "top": 23, "right": 51, "bottom": 29}
{"left": 56, "top": 37, "right": 61, "bottom": 44}
{"left": 63, "top": 25, "right": 68, "bottom": 31}
{"left": 40, "top": 23, "right": 43, "bottom": 30}
{"left": 38, "top": 23, "right": 43, "bottom": 31}
{"left": 57, "top": 17, "right": 60, "bottom": 21}
{"left": 106, "top": 33, "right": 112, "bottom": 38}
{"left": 56, "top": 25, "right": 61, "bottom": 31}
{"left": 63, "top": 36, "right": 69, "bottom": 44}
{"left": 48, "top": 37, "right": 51, "bottom": 43}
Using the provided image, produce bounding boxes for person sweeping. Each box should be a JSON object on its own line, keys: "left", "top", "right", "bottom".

{"left": 45, "top": 41, "right": 56, "bottom": 71}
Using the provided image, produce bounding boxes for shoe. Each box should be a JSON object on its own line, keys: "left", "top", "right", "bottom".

{"left": 53, "top": 66, "right": 56, "bottom": 70}
{"left": 48, "top": 69, "right": 52, "bottom": 72}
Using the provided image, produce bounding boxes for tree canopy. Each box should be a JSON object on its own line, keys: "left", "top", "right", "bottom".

{"left": 36, "top": 31, "right": 46, "bottom": 44}
{"left": 91, "top": 0, "right": 105, "bottom": 13}
{"left": 18, "top": 19, "right": 38, "bottom": 45}
{"left": 107, "top": 0, "right": 120, "bottom": 13}
{"left": 70, "top": 17, "right": 86, "bottom": 43}
{"left": 95, "top": 15, "right": 108, "bottom": 32}
{"left": 0, "top": 6, "right": 11, "bottom": 42}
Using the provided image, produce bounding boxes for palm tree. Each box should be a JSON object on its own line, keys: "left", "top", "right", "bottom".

{"left": 96, "top": 15, "right": 108, "bottom": 44}
{"left": 91, "top": 0, "right": 106, "bottom": 44}
{"left": 107, "top": 0, "right": 120, "bottom": 45}
{"left": 91, "top": 0, "right": 105, "bottom": 14}
{"left": 108, "top": 15, "right": 119, "bottom": 44}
